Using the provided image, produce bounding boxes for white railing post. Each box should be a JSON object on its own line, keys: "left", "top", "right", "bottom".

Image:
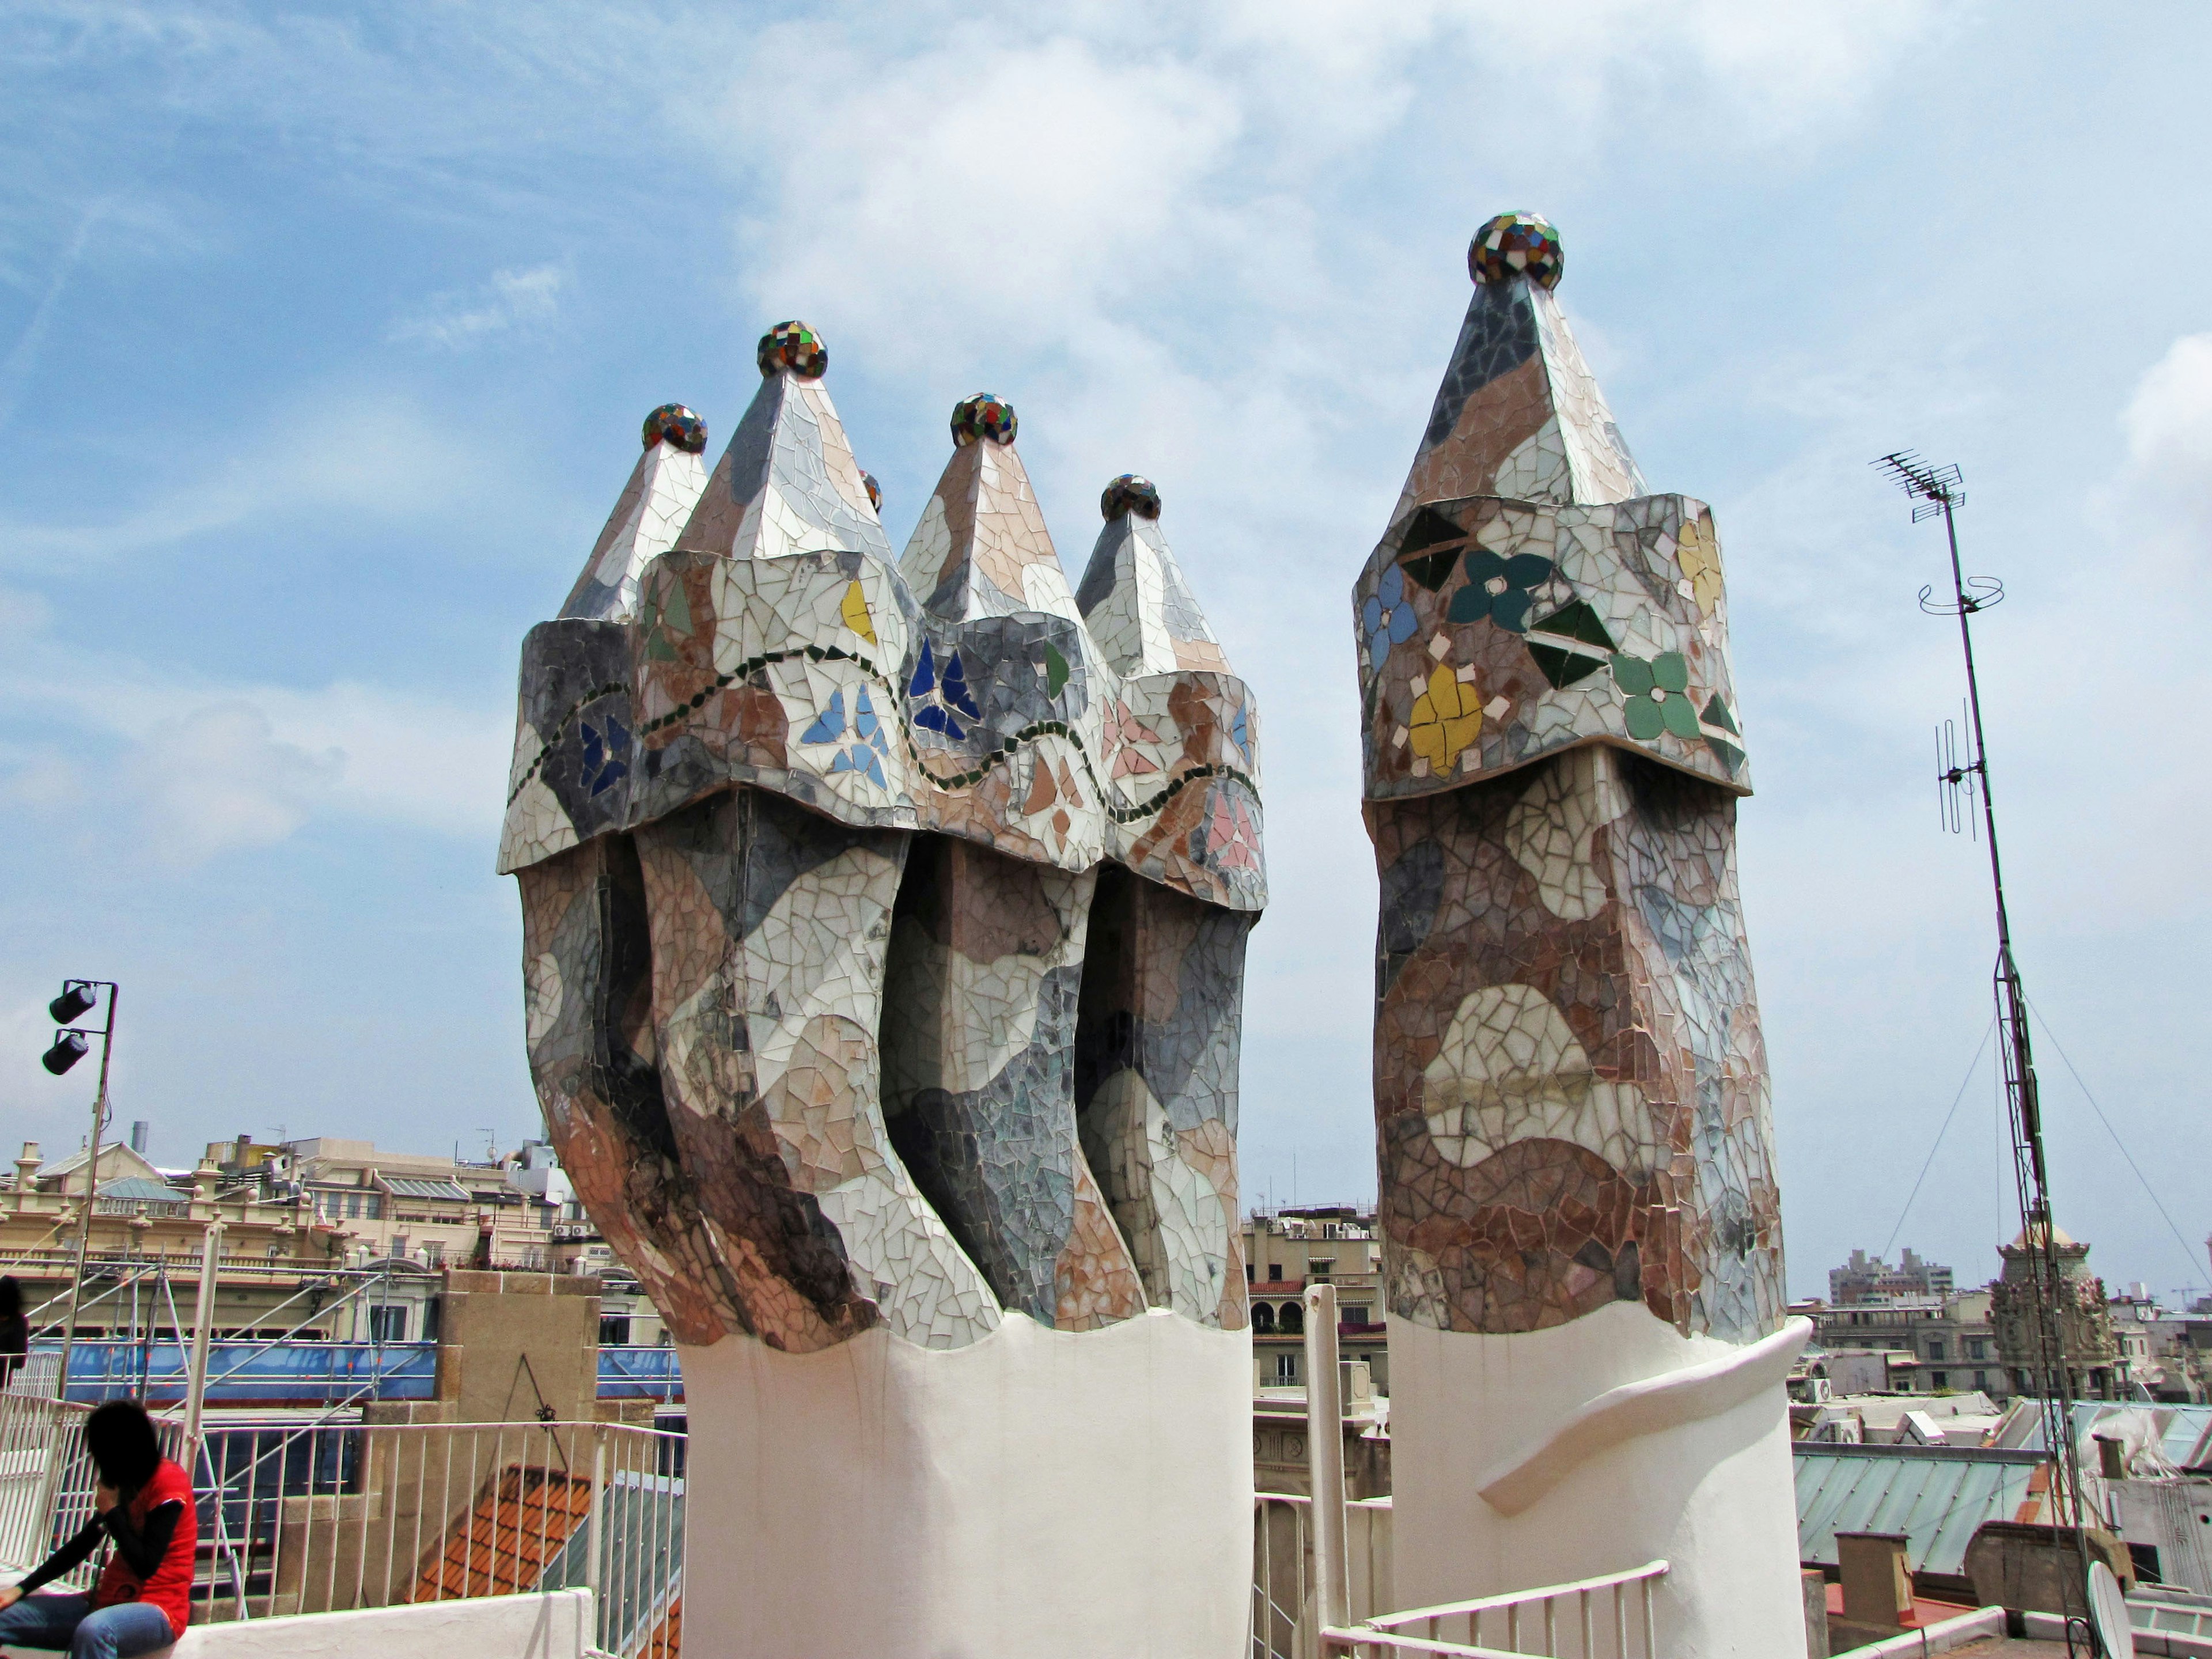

{"left": 1304, "top": 1282, "right": 1347, "bottom": 1641}
{"left": 585, "top": 1434, "right": 604, "bottom": 1610}
{"left": 183, "top": 1220, "right": 222, "bottom": 1445}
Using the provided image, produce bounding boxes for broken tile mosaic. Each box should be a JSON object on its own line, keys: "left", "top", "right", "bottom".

{"left": 506, "top": 329, "right": 1264, "bottom": 1354}
{"left": 1358, "top": 215, "right": 1783, "bottom": 1347}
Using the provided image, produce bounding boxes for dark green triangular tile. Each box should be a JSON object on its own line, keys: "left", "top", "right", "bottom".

{"left": 1700, "top": 693, "right": 1738, "bottom": 734}
{"left": 1397, "top": 506, "right": 1466, "bottom": 557}
{"left": 1527, "top": 643, "right": 1607, "bottom": 689}
{"left": 1400, "top": 550, "right": 1459, "bottom": 592}
{"left": 1529, "top": 600, "right": 1616, "bottom": 651}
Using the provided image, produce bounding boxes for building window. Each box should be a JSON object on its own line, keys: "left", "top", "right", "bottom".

{"left": 1267, "top": 1264, "right": 1283, "bottom": 1282}
{"left": 1309, "top": 1259, "right": 1334, "bottom": 1282}
{"left": 424, "top": 1241, "right": 445, "bottom": 1267}
{"left": 1931, "top": 1371, "right": 1948, "bottom": 1389}
{"left": 1273, "top": 1353, "right": 1300, "bottom": 1385}
{"left": 366, "top": 1195, "right": 383, "bottom": 1219}
{"left": 368, "top": 1305, "right": 407, "bottom": 1343}
{"left": 1341, "top": 1305, "right": 1370, "bottom": 1327}
{"left": 1278, "top": 1302, "right": 1304, "bottom": 1336}
{"left": 1251, "top": 1304, "right": 1275, "bottom": 1334}
{"left": 599, "top": 1315, "right": 631, "bottom": 1347}
{"left": 1974, "top": 1370, "right": 1988, "bottom": 1390}
{"left": 1967, "top": 1338, "right": 1985, "bottom": 1361}
{"left": 1245, "top": 1263, "right": 1254, "bottom": 1283}
{"left": 1927, "top": 1340, "right": 1945, "bottom": 1362}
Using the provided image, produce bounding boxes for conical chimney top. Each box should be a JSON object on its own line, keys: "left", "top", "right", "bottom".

{"left": 673, "top": 321, "right": 891, "bottom": 562}
{"left": 1074, "top": 476, "right": 1229, "bottom": 675}
{"left": 1394, "top": 213, "right": 1645, "bottom": 518}
{"left": 899, "top": 395, "right": 1080, "bottom": 622}
{"left": 557, "top": 403, "right": 711, "bottom": 621}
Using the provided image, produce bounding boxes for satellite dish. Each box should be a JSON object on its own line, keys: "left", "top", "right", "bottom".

{"left": 2088, "top": 1559, "right": 2135, "bottom": 1659}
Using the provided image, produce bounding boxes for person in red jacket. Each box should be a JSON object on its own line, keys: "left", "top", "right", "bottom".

{"left": 0, "top": 1401, "right": 195, "bottom": 1658}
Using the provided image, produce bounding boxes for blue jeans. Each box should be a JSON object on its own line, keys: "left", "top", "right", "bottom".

{"left": 0, "top": 1593, "right": 173, "bottom": 1658}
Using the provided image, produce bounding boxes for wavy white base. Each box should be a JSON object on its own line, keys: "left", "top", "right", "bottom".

{"left": 1389, "top": 1305, "right": 1809, "bottom": 1659}
{"left": 676, "top": 1308, "right": 1252, "bottom": 1659}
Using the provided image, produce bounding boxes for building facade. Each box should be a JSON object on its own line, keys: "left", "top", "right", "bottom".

{"left": 1242, "top": 1206, "right": 1388, "bottom": 1393}
{"left": 1812, "top": 1290, "right": 2008, "bottom": 1401}
{"left": 1829, "top": 1247, "right": 1955, "bottom": 1306}
{"left": 1991, "top": 1222, "right": 2128, "bottom": 1401}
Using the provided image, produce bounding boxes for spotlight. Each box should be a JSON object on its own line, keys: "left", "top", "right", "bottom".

{"left": 49, "top": 984, "right": 96, "bottom": 1025}
{"left": 43, "top": 1032, "right": 89, "bottom": 1075}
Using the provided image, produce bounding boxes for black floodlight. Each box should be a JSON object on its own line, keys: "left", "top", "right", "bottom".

{"left": 49, "top": 983, "right": 96, "bottom": 1025}
{"left": 42, "top": 1031, "right": 89, "bottom": 1075}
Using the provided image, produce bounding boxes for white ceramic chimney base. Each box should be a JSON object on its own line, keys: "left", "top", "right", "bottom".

{"left": 676, "top": 1307, "right": 1252, "bottom": 1658}
{"left": 1387, "top": 1304, "right": 1811, "bottom": 1659}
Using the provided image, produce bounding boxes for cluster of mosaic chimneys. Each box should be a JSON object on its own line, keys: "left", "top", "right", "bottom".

{"left": 502, "top": 207, "right": 1796, "bottom": 1659}
{"left": 499, "top": 211, "right": 1795, "bottom": 1650}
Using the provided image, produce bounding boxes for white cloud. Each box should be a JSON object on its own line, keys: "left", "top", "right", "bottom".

{"left": 1, "top": 618, "right": 509, "bottom": 861}
{"left": 0, "top": 391, "right": 479, "bottom": 560}
{"left": 2122, "top": 331, "right": 2212, "bottom": 550}
{"left": 124, "top": 702, "right": 344, "bottom": 864}
{"left": 389, "top": 263, "right": 566, "bottom": 350}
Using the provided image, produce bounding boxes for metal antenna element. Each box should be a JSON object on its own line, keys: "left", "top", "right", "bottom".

{"left": 1935, "top": 710, "right": 1978, "bottom": 838}
{"left": 1876, "top": 451, "right": 2087, "bottom": 1592}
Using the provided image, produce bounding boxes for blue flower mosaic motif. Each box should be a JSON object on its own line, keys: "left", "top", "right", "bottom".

{"left": 908, "top": 641, "right": 982, "bottom": 740}
{"left": 799, "top": 688, "right": 891, "bottom": 787}
{"left": 579, "top": 715, "right": 630, "bottom": 797}
{"left": 1362, "top": 565, "right": 1419, "bottom": 670}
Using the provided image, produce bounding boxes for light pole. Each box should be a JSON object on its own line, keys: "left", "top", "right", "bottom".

{"left": 41, "top": 979, "right": 119, "bottom": 1400}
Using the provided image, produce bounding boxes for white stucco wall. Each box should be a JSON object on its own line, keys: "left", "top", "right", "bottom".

{"left": 1389, "top": 1304, "right": 1808, "bottom": 1658}
{"left": 163, "top": 1589, "right": 592, "bottom": 1659}
{"left": 679, "top": 1308, "right": 1252, "bottom": 1658}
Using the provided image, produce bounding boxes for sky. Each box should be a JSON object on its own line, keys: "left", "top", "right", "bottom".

{"left": 3, "top": 2, "right": 2209, "bottom": 1304}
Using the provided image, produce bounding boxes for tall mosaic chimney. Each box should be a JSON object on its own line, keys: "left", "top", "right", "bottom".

{"left": 1354, "top": 214, "right": 1810, "bottom": 1654}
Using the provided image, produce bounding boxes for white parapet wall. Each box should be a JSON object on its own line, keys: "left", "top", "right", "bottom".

{"left": 679, "top": 1306, "right": 1253, "bottom": 1658}
{"left": 160, "top": 1589, "right": 594, "bottom": 1659}
{"left": 1390, "top": 1305, "right": 1810, "bottom": 1659}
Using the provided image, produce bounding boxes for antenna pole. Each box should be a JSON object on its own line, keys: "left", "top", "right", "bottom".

{"left": 1877, "top": 452, "right": 2086, "bottom": 1601}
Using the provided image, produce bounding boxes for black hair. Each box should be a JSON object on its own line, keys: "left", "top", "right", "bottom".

{"left": 0, "top": 1276, "right": 20, "bottom": 1320}
{"left": 85, "top": 1400, "right": 161, "bottom": 1495}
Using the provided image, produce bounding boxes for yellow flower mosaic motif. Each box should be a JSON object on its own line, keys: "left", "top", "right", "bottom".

{"left": 839, "top": 579, "right": 877, "bottom": 643}
{"left": 1677, "top": 514, "right": 1724, "bottom": 616}
{"left": 1408, "top": 663, "right": 1483, "bottom": 774}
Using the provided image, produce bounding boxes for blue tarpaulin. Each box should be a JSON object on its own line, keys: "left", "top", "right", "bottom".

{"left": 40, "top": 1341, "right": 682, "bottom": 1404}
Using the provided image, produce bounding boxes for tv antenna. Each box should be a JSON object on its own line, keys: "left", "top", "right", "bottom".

{"left": 1874, "top": 451, "right": 2086, "bottom": 1592}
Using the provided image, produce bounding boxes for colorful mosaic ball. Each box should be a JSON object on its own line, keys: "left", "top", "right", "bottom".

{"left": 757, "top": 320, "right": 828, "bottom": 379}
{"left": 1100, "top": 474, "right": 1161, "bottom": 521}
{"left": 641, "top": 403, "right": 707, "bottom": 454}
{"left": 1468, "top": 213, "right": 1563, "bottom": 290}
{"left": 951, "top": 394, "right": 1018, "bottom": 446}
{"left": 862, "top": 471, "right": 882, "bottom": 512}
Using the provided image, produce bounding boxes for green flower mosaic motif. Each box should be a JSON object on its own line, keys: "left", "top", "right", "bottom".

{"left": 1611, "top": 652, "right": 1700, "bottom": 741}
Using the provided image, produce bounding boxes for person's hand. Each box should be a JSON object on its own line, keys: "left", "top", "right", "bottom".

{"left": 0, "top": 1583, "right": 22, "bottom": 1609}
{"left": 93, "top": 1482, "right": 117, "bottom": 1515}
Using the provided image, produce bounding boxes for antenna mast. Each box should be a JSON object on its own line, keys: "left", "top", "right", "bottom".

{"left": 1874, "top": 451, "right": 2086, "bottom": 1570}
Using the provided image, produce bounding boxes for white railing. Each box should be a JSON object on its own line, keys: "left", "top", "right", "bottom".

{"left": 1254, "top": 1492, "right": 1397, "bottom": 1659}
{"left": 0, "top": 1395, "right": 684, "bottom": 1658}
{"left": 0, "top": 1392, "right": 97, "bottom": 1582}
{"left": 1323, "top": 1560, "right": 1670, "bottom": 1658}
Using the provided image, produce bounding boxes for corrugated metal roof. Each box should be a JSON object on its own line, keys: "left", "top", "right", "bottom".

{"left": 1796, "top": 1445, "right": 2037, "bottom": 1575}
{"left": 382, "top": 1177, "right": 471, "bottom": 1202}
{"left": 2002, "top": 1403, "right": 2212, "bottom": 1469}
